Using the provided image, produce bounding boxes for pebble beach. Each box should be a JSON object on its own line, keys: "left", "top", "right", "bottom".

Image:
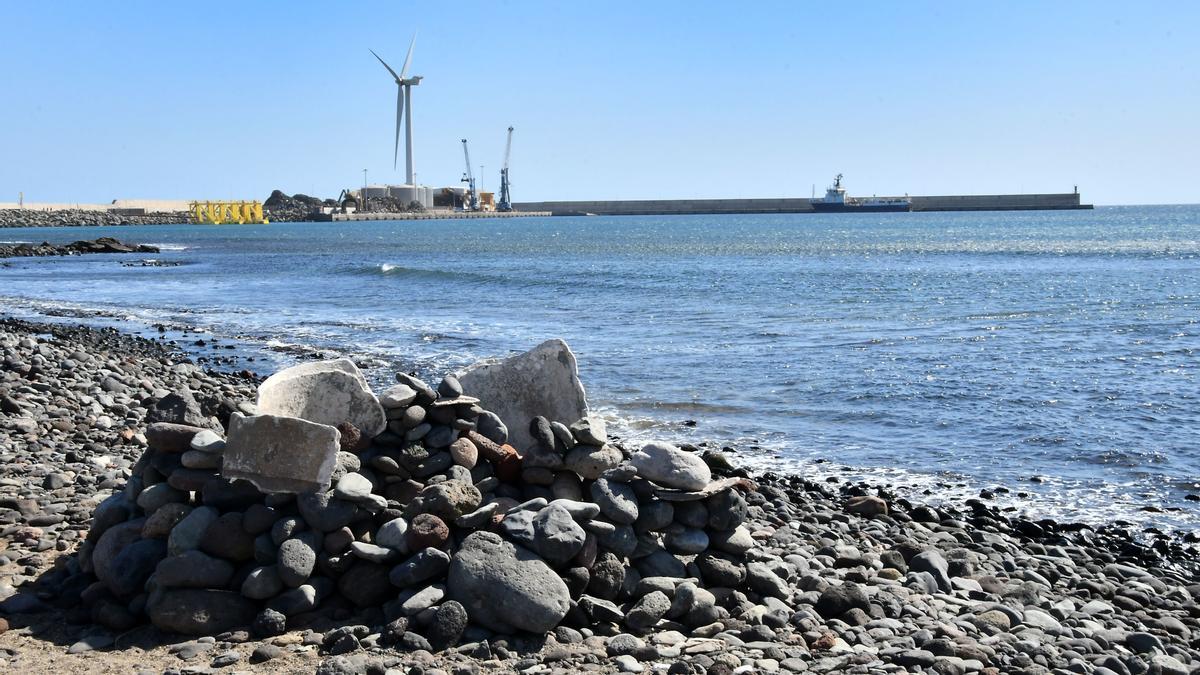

{"left": 1, "top": 317, "right": 1198, "bottom": 675}
{"left": 5, "top": 1, "right": 1199, "bottom": 671}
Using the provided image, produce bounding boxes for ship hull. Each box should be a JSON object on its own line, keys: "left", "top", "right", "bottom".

{"left": 810, "top": 202, "right": 911, "bottom": 213}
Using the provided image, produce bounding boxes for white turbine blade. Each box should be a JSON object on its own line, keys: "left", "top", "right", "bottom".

{"left": 394, "top": 86, "right": 405, "bottom": 170}
{"left": 370, "top": 49, "right": 402, "bottom": 82}
{"left": 399, "top": 35, "right": 416, "bottom": 80}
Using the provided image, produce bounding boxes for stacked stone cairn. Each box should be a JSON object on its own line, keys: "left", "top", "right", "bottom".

{"left": 73, "top": 355, "right": 765, "bottom": 655}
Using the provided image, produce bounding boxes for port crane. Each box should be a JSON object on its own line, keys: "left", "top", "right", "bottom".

{"left": 497, "top": 126, "right": 514, "bottom": 212}
{"left": 460, "top": 139, "right": 479, "bottom": 211}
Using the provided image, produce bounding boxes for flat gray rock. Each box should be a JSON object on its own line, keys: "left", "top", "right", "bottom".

{"left": 399, "top": 584, "right": 445, "bottom": 617}
{"left": 257, "top": 358, "right": 386, "bottom": 436}
{"left": 629, "top": 441, "right": 711, "bottom": 491}
{"left": 334, "top": 472, "right": 373, "bottom": 502}
{"left": 649, "top": 477, "right": 756, "bottom": 502}
{"left": 569, "top": 415, "right": 608, "bottom": 445}
{"left": 222, "top": 412, "right": 340, "bottom": 494}
{"left": 564, "top": 444, "right": 623, "bottom": 480}
{"left": 456, "top": 339, "right": 588, "bottom": 453}
{"left": 349, "top": 541, "right": 396, "bottom": 563}
{"left": 379, "top": 384, "right": 417, "bottom": 409}
{"left": 189, "top": 429, "right": 226, "bottom": 453}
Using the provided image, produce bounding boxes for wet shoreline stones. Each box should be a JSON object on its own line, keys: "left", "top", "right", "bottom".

{"left": 0, "top": 237, "right": 160, "bottom": 257}
{"left": 1, "top": 319, "right": 1199, "bottom": 675}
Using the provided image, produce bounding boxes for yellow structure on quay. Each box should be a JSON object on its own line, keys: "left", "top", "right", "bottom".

{"left": 189, "top": 201, "right": 269, "bottom": 224}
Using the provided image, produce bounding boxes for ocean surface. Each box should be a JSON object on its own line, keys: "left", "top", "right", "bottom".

{"left": 3, "top": 206, "right": 1198, "bottom": 530}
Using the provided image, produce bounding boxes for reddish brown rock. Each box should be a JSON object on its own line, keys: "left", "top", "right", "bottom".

{"left": 336, "top": 422, "right": 367, "bottom": 453}
{"left": 465, "top": 431, "right": 519, "bottom": 464}
{"left": 406, "top": 513, "right": 450, "bottom": 551}
{"left": 496, "top": 451, "right": 523, "bottom": 483}
{"left": 810, "top": 631, "right": 839, "bottom": 651}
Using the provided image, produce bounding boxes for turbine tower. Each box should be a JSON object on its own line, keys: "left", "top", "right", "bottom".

{"left": 370, "top": 36, "right": 422, "bottom": 185}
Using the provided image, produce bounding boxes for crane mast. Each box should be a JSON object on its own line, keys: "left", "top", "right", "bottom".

{"left": 460, "top": 139, "right": 478, "bottom": 211}
{"left": 497, "top": 126, "right": 514, "bottom": 212}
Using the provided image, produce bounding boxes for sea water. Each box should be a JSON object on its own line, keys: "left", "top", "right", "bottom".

{"left": 2, "top": 205, "right": 1198, "bottom": 529}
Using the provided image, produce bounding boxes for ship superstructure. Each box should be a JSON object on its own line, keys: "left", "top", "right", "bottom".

{"left": 811, "top": 174, "right": 912, "bottom": 212}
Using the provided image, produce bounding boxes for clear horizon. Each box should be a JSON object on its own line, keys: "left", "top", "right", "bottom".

{"left": 2, "top": 1, "right": 1197, "bottom": 206}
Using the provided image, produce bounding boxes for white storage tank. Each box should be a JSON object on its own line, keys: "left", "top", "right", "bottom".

{"left": 387, "top": 184, "right": 419, "bottom": 205}
{"left": 362, "top": 185, "right": 391, "bottom": 200}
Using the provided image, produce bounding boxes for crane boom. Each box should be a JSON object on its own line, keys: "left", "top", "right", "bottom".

{"left": 460, "top": 138, "right": 478, "bottom": 211}
{"left": 502, "top": 126, "right": 513, "bottom": 171}
{"left": 497, "top": 126, "right": 514, "bottom": 212}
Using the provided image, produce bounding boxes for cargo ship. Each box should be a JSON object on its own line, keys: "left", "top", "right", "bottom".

{"left": 810, "top": 174, "right": 912, "bottom": 213}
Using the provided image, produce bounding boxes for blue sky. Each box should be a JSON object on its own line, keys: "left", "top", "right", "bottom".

{"left": 2, "top": 1, "right": 1197, "bottom": 205}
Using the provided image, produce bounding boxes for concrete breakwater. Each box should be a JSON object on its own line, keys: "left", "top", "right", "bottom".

{"left": 514, "top": 192, "right": 1092, "bottom": 216}
{"left": 0, "top": 319, "right": 1197, "bottom": 674}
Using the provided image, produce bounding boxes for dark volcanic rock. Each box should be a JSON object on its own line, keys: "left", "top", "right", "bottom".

{"left": 447, "top": 532, "right": 570, "bottom": 633}
{"left": 816, "top": 581, "right": 870, "bottom": 619}
{"left": 147, "top": 589, "right": 257, "bottom": 635}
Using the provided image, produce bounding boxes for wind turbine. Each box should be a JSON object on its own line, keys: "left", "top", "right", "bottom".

{"left": 370, "top": 36, "right": 422, "bottom": 185}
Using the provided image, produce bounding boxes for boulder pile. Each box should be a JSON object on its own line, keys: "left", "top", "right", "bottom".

{"left": 262, "top": 190, "right": 329, "bottom": 222}
{"left": 72, "top": 348, "right": 762, "bottom": 654}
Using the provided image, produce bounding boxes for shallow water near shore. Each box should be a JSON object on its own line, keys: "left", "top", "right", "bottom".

{"left": 2, "top": 205, "right": 1199, "bottom": 529}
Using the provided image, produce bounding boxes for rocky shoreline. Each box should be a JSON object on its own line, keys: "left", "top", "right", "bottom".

{"left": 0, "top": 318, "right": 1198, "bottom": 675}
{"left": 0, "top": 237, "right": 160, "bottom": 259}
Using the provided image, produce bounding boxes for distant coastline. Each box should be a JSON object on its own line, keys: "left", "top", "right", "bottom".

{"left": 1, "top": 190, "right": 1093, "bottom": 228}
